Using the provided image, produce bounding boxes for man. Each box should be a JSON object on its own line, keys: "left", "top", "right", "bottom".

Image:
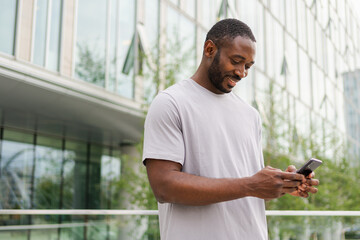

{"left": 142, "top": 19, "right": 319, "bottom": 239}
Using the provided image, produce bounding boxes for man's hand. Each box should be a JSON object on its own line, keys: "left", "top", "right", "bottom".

{"left": 248, "top": 166, "right": 305, "bottom": 200}
{"left": 285, "top": 165, "right": 319, "bottom": 198}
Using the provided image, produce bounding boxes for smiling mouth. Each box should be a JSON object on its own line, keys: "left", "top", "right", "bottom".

{"left": 226, "top": 76, "right": 241, "bottom": 87}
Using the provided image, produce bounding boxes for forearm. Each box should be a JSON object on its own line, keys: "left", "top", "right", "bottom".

{"left": 153, "top": 170, "right": 253, "bottom": 206}
{"left": 146, "top": 159, "right": 304, "bottom": 206}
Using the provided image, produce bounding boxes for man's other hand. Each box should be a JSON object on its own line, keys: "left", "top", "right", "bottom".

{"left": 285, "top": 165, "right": 320, "bottom": 198}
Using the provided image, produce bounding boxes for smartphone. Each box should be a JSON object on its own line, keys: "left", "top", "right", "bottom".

{"left": 296, "top": 158, "right": 322, "bottom": 176}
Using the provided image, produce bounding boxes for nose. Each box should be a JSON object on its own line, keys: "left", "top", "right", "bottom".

{"left": 234, "top": 68, "right": 246, "bottom": 79}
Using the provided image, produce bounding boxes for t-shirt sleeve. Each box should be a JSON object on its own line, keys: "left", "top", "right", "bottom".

{"left": 142, "top": 92, "right": 185, "bottom": 165}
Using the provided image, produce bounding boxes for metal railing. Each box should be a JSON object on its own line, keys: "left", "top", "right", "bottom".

{"left": 1, "top": 209, "right": 360, "bottom": 216}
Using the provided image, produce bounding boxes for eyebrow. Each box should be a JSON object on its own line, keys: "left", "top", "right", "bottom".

{"left": 232, "top": 54, "right": 255, "bottom": 64}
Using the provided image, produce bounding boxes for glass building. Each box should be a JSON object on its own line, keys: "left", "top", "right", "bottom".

{"left": 1, "top": 0, "right": 360, "bottom": 239}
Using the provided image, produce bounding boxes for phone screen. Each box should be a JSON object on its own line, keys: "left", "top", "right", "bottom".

{"left": 296, "top": 158, "right": 322, "bottom": 176}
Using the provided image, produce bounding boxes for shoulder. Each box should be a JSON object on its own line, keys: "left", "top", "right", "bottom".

{"left": 149, "top": 79, "right": 193, "bottom": 110}
{"left": 231, "top": 93, "right": 260, "bottom": 117}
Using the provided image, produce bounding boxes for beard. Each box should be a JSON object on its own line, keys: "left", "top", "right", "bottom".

{"left": 207, "top": 50, "right": 240, "bottom": 93}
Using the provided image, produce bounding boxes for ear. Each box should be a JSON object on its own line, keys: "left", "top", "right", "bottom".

{"left": 203, "top": 40, "right": 218, "bottom": 58}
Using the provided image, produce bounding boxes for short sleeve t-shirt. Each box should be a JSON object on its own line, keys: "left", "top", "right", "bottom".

{"left": 143, "top": 79, "right": 268, "bottom": 240}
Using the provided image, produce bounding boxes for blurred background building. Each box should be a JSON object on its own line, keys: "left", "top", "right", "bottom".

{"left": 0, "top": 0, "right": 360, "bottom": 239}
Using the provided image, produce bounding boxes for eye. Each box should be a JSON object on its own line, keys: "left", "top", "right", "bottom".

{"left": 231, "top": 59, "right": 240, "bottom": 65}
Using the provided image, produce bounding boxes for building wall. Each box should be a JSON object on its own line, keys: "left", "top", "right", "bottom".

{"left": 0, "top": 0, "right": 360, "bottom": 217}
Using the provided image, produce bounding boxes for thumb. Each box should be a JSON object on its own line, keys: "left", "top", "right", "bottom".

{"left": 286, "top": 165, "right": 297, "bottom": 173}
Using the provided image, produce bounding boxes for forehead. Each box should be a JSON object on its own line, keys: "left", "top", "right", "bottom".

{"left": 221, "top": 36, "right": 256, "bottom": 59}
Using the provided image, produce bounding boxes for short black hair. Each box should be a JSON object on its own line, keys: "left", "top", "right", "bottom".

{"left": 205, "top": 18, "right": 256, "bottom": 48}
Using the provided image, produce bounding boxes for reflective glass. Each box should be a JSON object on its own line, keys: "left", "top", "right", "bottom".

{"left": 295, "top": 101, "right": 311, "bottom": 143}
{"left": 47, "top": 0, "right": 62, "bottom": 71}
{"left": 285, "top": 0, "right": 297, "bottom": 38}
{"left": 299, "top": 48, "right": 311, "bottom": 106}
{"left": 199, "top": 0, "right": 220, "bottom": 29}
{"left": 63, "top": 140, "right": 87, "bottom": 209}
{"left": 34, "top": 136, "right": 62, "bottom": 209}
{"left": 75, "top": 0, "right": 107, "bottom": 87}
{"left": 325, "top": 79, "right": 336, "bottom": 124}
{"left": 181, "top": 0, "right": 195, "bottom": 18}
{"left": 166, "top": 6, "right": 196, "bottom": 82}
{"left": 317, "top": 0, "right": 329, "bottom": 29}
{"left": 307, "top": 10, "right": 316, "bottom": 60}
{"left": 269, "top": 0, "right": 285, "bottom": 24}
{"left": 108, "top": 0, "right": 118, "bottom": 93}
{"left": 253, "top": 2, "right": 265, "bottom": 72}
{"left": 0, "top": 0, "right": 17, "bottom": 55}
{"left": 266, "top": 13, "right": 284, "bottom": 86}
{"left": 117, "top": 0, "right": 135, "bottom": 98}
{"left": 33, "top": 0, "right": 48, "bottom": 66}
{"left": 327, "top": 38, "right": 335, "bottom": 80}
{"left": 0, "top": 129, "right": 34, "bottom": 209}
{"left": 179, "top": 15, "right": 196, "bottom": 80}
{"left": 285, "top": 33, "right": 299, "bottom": 98}
{"left": 143, "top": 0, "right": 159, "bottom": 102}
{"left": 297, "top": 0, "right": 307, "bottom": 50}
{"left": 88, "top": 144, "right": 107, "bottom": 209}
{"left": 100, "top": 150, "right": 121, "bottom": 209}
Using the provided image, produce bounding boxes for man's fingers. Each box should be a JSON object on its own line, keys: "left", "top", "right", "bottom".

{"left": 283, "top": 180, "right": 301, "bottom": 188}
{"left": 306, "top": 172, "right": 315, "bottom": 178}
{"left": 285, "top": 165, "right": 296, "bottom": 173}
{"left": 282, "top": 187, "right": 299, "bottom": 193}
{"left": 266, "top": 166, "right": 282, "bottom": 172}
{"left": 306, "top": 178, "right": 320, "bottom": 186}
{"left": 280, "top": 172, "right": 304, "bottom": 181}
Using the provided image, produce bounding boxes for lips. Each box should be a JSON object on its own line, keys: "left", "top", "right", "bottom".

{"left": 226, "top": 76, "right": 240, "bottom": 88}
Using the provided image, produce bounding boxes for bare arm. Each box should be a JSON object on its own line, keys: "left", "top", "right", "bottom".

{"left": 145, "top": 159, "right": 305, "bottom": 206}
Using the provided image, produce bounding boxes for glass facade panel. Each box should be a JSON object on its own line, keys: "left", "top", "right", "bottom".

{"left": 0, "top": 129, "right": 34, "bottom": 209}
{"left": 299, "top": 48, "right": 311, "bottom": 106}
{"left": 48, "top": 0, "right": 62, "bottom": 71}
{"left": 269, "top": 0, "right": 285, "bottom": 24}
{"left": 199, "top": 0, "right": 220, "bottom": 29}
{"left": 0, "top": 127, "right": 123, "bottom": 211}
{"left": 285, "top": 0, "right": 297, "bottom": 38}
{"left": 297, "top": 0, "right": 307, "bottom": 50}
{"left": 34, "top": 136, "right": 62, "bottom": 209}
{"left": 166, "top": 6, "right": 196, "bottom": 82}
{"left": 33, "top": 0, "right": 62, "bottom": 71}
{"left": 75, "top": 0, "right": 107, "bottom": 87}
{"left": 143, "top": 0, "right": 159, "bottom": 102}
{"left": 33, "top": 0, "right": 48, "bottom": 66}
{"left": 306, "top": 9, "right": 316, "bottom": 60}
{"left": 285, "top": 33, "right": 298, "bottom": 97}
{"left": 181, "top": 0, "right": 195, "bottom": 18}
{"left": 117, "top": 0, "right": 135, "bottom": 98}
{"left": 0, "top": 0, "right": 17, "bottom": 55}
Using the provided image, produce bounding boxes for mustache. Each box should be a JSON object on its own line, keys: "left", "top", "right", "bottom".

{"left": 225, "top": 75, "right": 241, "bottom": 81}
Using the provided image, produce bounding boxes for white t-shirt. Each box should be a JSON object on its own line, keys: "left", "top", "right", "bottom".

{"left": 143, "top": 79, "right": 268, "bottom": 240}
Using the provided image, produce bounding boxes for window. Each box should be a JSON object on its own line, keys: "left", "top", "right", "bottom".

{"left": 32, "top": 0, "right": 62, "bottom": 71}
{"left": 299, "top": 49, "right": 311, "bottom": 106}
{"left": 75, "top": 0, "right": 135, "bottom": 98}
{"left": 0, "top": 0, "right": 17, "bottom": 55}
{"left": 199, "top": 0, "right": 220, "bottom": 29}
{"left": 34, "top": 136, "right": 62, "bottom": 209}
{"left": 270, "top": 0, "right": 285, "bottom": 24}
{"left": 266, "top": 13, "right": 284, "bottom": 86}
{"left": 166, "top": 6, "right": 196, "bottom": 83}
{"left": 0, "top": 129, "right": 34, "bottom": 209}
{"left": 285, "top": 0, "right": 297, "bottom": 38}
{"left": 285, "top": 33, "right": 299, "bottom": 98}
{"left": 297, "top": 0, "right": 307, "bottom": 49}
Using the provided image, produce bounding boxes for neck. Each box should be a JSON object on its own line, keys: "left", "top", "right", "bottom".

{"left": 191, "top": 62, "right": 218, "bottom": 93}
